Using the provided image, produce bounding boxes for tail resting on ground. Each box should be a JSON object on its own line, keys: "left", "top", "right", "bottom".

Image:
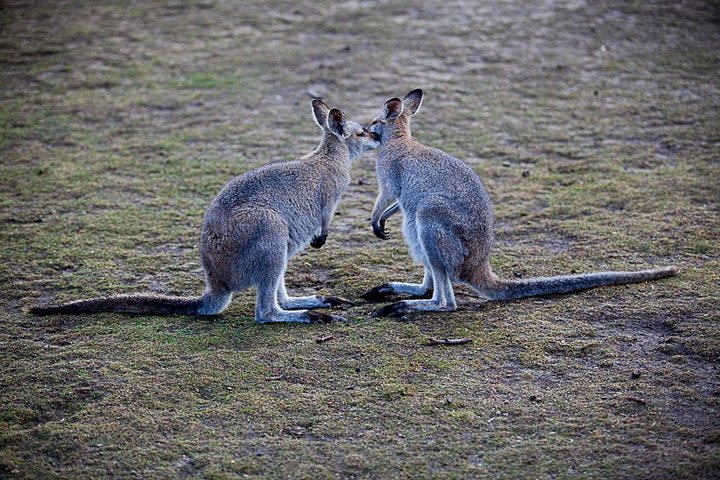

{"left": 478, "top": 266, "right": 677, "bottom": 301}
{"left": 29, "top": 293, "right": 203, "bottom": 316}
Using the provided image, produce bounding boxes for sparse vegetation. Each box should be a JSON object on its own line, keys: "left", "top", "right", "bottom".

{"left": 1, "top": 0, "right": 718, "bottom": 478}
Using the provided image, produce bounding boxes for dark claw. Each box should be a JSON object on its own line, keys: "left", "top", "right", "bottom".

{"left": 372, "top": 221, "right": 390, "bottom": 240}
{"left": 362, "top": 284, "right": 394, "bottom": 302}
{"left": 373, "top": 301, "right": 408, "bottom": 318}
{"left": 310, "top": 233, "right": 327, "bottom": 249}
{"left": 306, "top": 311, "right": 346, "bottom": 324}
{"left": 321, "top": 296, "right": 355, "bottom": 308}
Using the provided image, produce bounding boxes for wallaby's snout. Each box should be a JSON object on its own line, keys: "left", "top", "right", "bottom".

{"left": 312, "top": 99, "right": 379, "bottom": 157}
{"left": 369, "top": 117, "right": 383, "bottom": 138}
{"left": 343, "top": 120, "right": 380, "bottom": 156}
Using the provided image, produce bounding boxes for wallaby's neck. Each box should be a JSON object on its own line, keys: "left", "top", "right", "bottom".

{"left": 380, "top": 131, "right": 415, "bottom": 156}
{"left": 315, "top": 131, "right": 350, "bottom": 164}
{"left": 381, "top": 117, "right": 413, "bottom": 147}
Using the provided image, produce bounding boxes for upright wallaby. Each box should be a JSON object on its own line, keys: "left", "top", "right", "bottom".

{"left": 31, "top": 99, "right": 380, "bottom": 323}
{"left": 363, "top": 89, "right": 677, "bottom": 317}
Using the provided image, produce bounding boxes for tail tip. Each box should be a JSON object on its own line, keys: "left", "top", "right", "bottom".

{"left": 657, "top": 266, "right": 679, "bottom": 277}
{"left": 29, "top": 305, "right": 52, "bottom": 316}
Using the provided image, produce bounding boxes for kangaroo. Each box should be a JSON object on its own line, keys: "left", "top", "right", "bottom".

{"left": 31, "top": 99, "right": 380, "bottom": 323}
{"left": 363, "top": 89, "right": 677, "bottom": 317}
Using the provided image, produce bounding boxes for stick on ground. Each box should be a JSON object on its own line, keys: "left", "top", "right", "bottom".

{"left": 425, "top": 337, "right": 472, "bottom": 346}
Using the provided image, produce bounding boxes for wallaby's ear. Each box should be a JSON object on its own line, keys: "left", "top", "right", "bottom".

{"left": 383, "top": 98, "right": 404, "bottom": 120}
{"left": 327, "top": 108, "right": 347, "bottom": 137}
{"left": 403, "top": 89, "right": 423, "bottom": 116}
{"left": 312, "top": 98, "right": 331, "bottom": 129}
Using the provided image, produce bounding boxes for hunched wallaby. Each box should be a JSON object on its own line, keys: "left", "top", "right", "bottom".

{"left": 363, "top": 89, "right": 677, "bottom": 317}
{"left": 31, "top": 99, "right": 380, "bottom": 323}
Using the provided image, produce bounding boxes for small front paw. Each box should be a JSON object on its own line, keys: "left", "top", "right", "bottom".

{"left": 310, "top": 233, "right": 327, "bottom": 249}
{"left": 320, "top": 296, "right": 355, "bottom": 308}
{"left": 371, "top": 220, "right": 390, "bottom": 240}
{"left": 372, "top": 301, "right": 408, "bottom": 318}
{"left": 361, "top": 284, "right": 394, "bottom": 302}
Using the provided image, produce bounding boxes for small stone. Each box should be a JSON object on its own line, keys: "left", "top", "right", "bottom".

{"left": 502, "top": 161, "right": 511, "bottom": 167}
{"left": 522, "top": 170, "right": 530, "bottom": 177}
{"left": 631, "top": 371, "right": 641, "bottom": 379}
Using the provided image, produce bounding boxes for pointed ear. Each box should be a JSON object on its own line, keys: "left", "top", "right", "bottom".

{"left": 312, "top": 98, "right": 330, "bottom": 129}
{"left": 403, "top": 89, "right": 423, "bottom": 116}
{"left": 383, "top": 98, "right": 404, "bottom": 120}
{"left": 327, "top": 108, "right": 347, "bottom": 137}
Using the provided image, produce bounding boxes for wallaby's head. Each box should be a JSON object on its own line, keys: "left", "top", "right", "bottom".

{"left": 369, "top": 89, "right": 423, "bottom": 142}
{"left": 312, "top": 99, "right": 380, "bottom": 158}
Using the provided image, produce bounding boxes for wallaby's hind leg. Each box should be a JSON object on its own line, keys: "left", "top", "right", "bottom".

{"left": 253, "top": 238, "right": 346, "bottom": 324}
{"left": 277, "top": 277, "right": 353, "bottom": 310}
{"left": 373, "top": 216, "right": 459, "bottom": 317}
{"left": 373, "top": 267, "right": 455, "bottom": 317}
{"left": 197, "top": 287, "right": 233, "bottom": 315}
{"left": 197, "top": 251, "right": 232, "bottom": 315}
{"left": 363, "top": 214, "right": 434, "bottom": 302}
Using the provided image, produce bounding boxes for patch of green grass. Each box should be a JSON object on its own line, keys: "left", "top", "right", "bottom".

{"left": 169, "top": 71, "right": 247, "bottom": 91}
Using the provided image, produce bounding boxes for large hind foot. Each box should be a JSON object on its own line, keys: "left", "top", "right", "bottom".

{"left": 362, "top": 283, "right": 433, "bottom": 302}
{"left": 306, "top": 311, "right": 347, "bottom": 324}
{"left": 279, "top": 294, "right": 354, "bottom": 310}
{"left": 256, "top": 309, "right": 347, "bottom": 324}
{"left": 373, "top": 299, "right": 456, "bottom": 318}
{"left": 320, "top": 296, "right": 355, "bottom": 308}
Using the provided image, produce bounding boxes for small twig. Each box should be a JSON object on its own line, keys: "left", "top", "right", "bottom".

{"left": 315, "top": 335, "right": 335, "bottom": 344}
{"left": 265, "top": 375, "right": 284, "bottom": 382}
{"left": 625, "top": 396, "right": 647, "bottom": 405}
{"left": 425, "top": 337, "right": 472, "bottom": 346}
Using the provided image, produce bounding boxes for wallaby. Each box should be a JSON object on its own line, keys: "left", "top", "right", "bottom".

{"left": 31, "top": 99, "right": 380, "bottom": 323}
{"left": 363, "top": 89, "right": 677, "bottom": 317}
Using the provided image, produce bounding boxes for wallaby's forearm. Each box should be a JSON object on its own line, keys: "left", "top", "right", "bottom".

{"left": 311, "top": 201, "right": 340, "bottom": 248}
{"left": 370, "top": 189, "right": 397, "bottom": 239}
{"left": 380, "top": 202, "right": 400, "bottom": 222}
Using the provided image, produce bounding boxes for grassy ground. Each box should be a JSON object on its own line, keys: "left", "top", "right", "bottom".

{"left": 1, "top": 0, "right": 719, "bottom": 478}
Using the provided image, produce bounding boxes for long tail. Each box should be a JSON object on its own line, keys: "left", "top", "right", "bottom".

{"left": 29, "top": 293, "right": 204, "bottom": 316}
{"left": 478, "top": 266, "right": 677, "bottom": 301}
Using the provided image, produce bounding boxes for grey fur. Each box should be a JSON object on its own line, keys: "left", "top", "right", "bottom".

{"left": 364, "top": 89, "right": 678, "bottom": 316}
{"left": 31, "top": 99, "right": 379, "bottom": 323}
